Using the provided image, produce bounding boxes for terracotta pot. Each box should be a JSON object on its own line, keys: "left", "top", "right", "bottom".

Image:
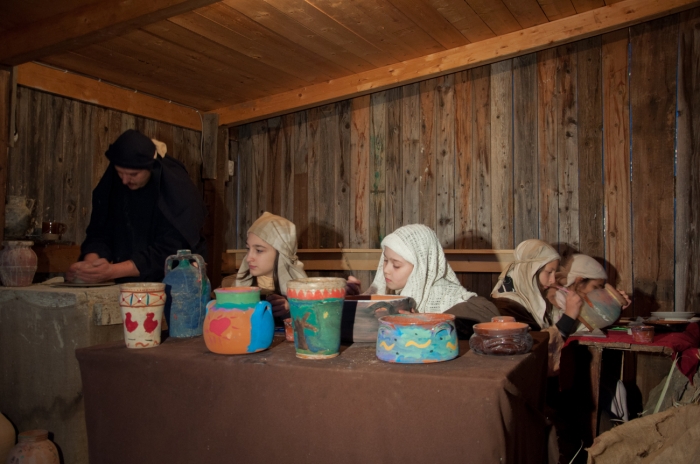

{"left": 6, "top": 429, "right": 59, "bottom": 464}
{"left": 287, "top": 278, "right": 346, "bottom": 359}
{"left": 203, "top": 287, "right": 274, "bottom": 355}
{"left": 469, "top": 321, "right": 533, "bottom": 355}
{"left": 0, "top": 241, "right": 38, "bottom": 287}
{"left": 631, "top": 325, "right": 654, "bottom": 343}
{"left": 0, "top": 412, "right": 15, "bottom": 464}
{"left": 341, "top": 295, "right": 416, "bottom": 342}
{"left": 376, "top": 313, "right": 458, "bottom": 363}
{"left": 119, "top": 283, "right": 166, "bottom": 349}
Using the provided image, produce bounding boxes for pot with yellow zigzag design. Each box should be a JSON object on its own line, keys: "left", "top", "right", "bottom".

{"left": 376, "top": 313, "right": 458, "bottom": 363}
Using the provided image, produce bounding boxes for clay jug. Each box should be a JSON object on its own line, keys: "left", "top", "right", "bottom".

{"left": 287, "top": 277, "right": 346, "bottom": 359}
{"left": 0, "top": 412, "right": 15, "bottom": 464}
{"left": 203, "top": 287, "right": 273, "bottom": 355}
{"left": 4, "top": 196, "right": 35, "bottom": 239}
{"left": 0, "top": 241, "right": 38, "bottom": 287}
{"left": 579, "top": 283, "right": 627, "bottom": 330}
{"left": 163, "top": 249, "right": 211, "bottom": 338}
{"left": 6, "top": 430, "right": 59, "bottom": 464}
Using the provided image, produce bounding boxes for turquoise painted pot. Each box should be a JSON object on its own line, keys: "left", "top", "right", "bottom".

{"left": 287, "top": 278, "right": 347, "bottom": 359}
{"left": 203, "top": 287, "right": 273, "bottom": 355}
{"left": 376, "top": 313, "right": 458, "bottom": 363}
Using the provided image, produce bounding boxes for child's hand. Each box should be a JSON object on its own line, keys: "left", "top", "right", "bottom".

{"left": 563, "top": 290, "right": 583, "bottom": 320}
{"left": 266, "top": 294, "right": 290, "bottom": 319}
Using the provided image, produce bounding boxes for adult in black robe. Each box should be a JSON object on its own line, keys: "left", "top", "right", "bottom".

{"left": 67, "top": 130, "right": 206, "bottom": 283}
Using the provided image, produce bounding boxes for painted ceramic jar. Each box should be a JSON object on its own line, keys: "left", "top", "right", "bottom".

{"left": 163, "top": 249, "right": 211, "bottom": 338}
{"left": 376, "top": 313, "right": 458, "bottom": 363}
{"left": 0, "top": 241, "right": 37, "bottom": 287}
{"left": 203, "top": 287, "right": 274, "bottom": 355}
{"left": 6, "top": 429, "right": 59, "bottom": 464}
{"left": 119, "top": 283, "right": 166, "bottom": 349}
{"left": 341, "top": 295, "right": 416, "bottom": 342}
{"left": 287, "top": 277, "right": 347, "bottom": 359}
{"left": 469, "top": 321, "right": 533, "bottom": 356}
{"left": 579, "top": 283, "right": 627, "bottom": 330}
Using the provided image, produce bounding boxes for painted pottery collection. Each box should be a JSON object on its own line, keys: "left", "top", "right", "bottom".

{"left": 119, "top": 283, "right": 166, "bottom": 349}
{"left": 163, "top": 249, "right": 211, "bottom": 338}
{"left": 469, "top": 321, "right": 533, "bottom": 356}
{"left": 203, "top": 287, "right": 274, "bottom": 355}
{"left": 376, "top": 313, "right": 458, "bottom": 363}
{"left": 341, "top": 295, "right": 416, "bottom": 342}
{"left": 5, "top": 430, "right": 59, "bottom": 464}
{"left": 0, "top": 241, "right": 37, "bottom": 287}
{"left": 3, "top": 196, "right": 35, "bottom": 239}
{"left": 287, "top": 277, "right": 346, "bottom": 359}
{"left": 579, "top": 283, "right": 627, "bottom": 330}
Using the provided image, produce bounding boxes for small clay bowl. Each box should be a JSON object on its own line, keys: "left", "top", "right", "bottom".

{"left": 631, "top": 325, "right": 654, "bottom": 343}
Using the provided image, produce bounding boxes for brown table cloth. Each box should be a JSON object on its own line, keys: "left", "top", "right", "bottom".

{"left": 76, "top": 332, "right": 549, "bottom": 464}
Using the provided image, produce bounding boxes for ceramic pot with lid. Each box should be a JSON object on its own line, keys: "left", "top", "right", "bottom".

{"left": 469, "top": 320, "right": 533, "bottom": 356}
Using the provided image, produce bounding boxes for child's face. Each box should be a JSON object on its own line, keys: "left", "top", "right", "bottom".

{"left": 574, "top": 278, "right": 605, "bottom": 295}
{"left": 537, "top": 260, "right": 560, "bottom": 290}
{"left": 382, "top": 246, "right": 414, "bottom": 291}
{"left": 245, "top": 233, "right": 276, "bottom": 277}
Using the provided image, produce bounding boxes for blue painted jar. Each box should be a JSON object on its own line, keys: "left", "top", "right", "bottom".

{"left": 163, "top": 249, "right": 211, "bottom": 338}
{"left": 376, "top": 313, "right": 458, "bottom": 363}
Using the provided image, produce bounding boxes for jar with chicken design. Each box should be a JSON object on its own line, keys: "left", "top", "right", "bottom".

{"left": 119, "top": 283, "right": 166, "bottom": 349}
{"left": 376, "top": 313, "right": 458, "bottom": 363}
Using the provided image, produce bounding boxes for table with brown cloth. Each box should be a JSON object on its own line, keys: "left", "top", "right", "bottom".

{"left": 76, "top": 332, "right": 549, "bottom": 464}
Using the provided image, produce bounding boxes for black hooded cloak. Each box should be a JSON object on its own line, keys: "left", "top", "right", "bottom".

{"left": 80, "top": 130, "right": 207, "bottom": 282}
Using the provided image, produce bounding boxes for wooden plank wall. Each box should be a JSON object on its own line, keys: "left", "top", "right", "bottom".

{"left": 228, "top": 12, "right": 698, "bottom": 315}
{"left": 7, "top": 86, "right": 203, "bottom": 246}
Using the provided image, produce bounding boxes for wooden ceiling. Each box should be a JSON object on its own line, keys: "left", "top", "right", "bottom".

{"left": 1, "top": 0, "right": 698, "bottom": 127}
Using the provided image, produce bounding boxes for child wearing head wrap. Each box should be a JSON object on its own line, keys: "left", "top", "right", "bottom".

{"left": 548, "top": 254, "right": 631, "bottom": 333}
{"left": 233, "top": 212, "right": 307, "bottom": 320}
{"left": 363, "top": 224, "right": 499, "bottom": 333}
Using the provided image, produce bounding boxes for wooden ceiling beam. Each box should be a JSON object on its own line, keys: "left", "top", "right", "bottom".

{"left": 17, "top": 63, "right": 202, "bottom": 130}
{"left": 0, "top": 0, "right": 221, "bottom": 66}
{"left": 213, "top": 0, "right": 700, "bottom": 127}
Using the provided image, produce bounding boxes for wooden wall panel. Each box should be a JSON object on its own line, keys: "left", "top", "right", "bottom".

{"left": 676, "top": 9, "right": 700, "bottom": 313}
{"left": 369, "top": 92, "right": 387, "bottom": 248}
{"left": 630, "top": 16, "right": 678, "bottom": 315}
{"left": 385, "top": 88, "right": 403, "bottom": 236}
{"left": 419, "top": 79, "right": 437, "bottom": 230}
{"left": 436, "top": 75, "right": 455, "bottom": 248}
{"left": 401, "top": 84, "right": 421, "bottom": 227}
{"left": 7, "top": 86, "right": 204, "bottom": 250}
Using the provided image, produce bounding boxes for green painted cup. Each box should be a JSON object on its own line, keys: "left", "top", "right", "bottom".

{"left": 286, "top": 278, "right": 347, "bottom": 359}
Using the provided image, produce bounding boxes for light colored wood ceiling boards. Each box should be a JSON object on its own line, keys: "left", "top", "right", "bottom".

{"left": 2, "top": 0, "right": 698, "bottom": 125}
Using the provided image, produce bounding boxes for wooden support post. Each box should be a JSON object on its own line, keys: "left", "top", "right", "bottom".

{"left": 0, "top": 68, "right": 12, "bottom": 243}
{"left": 203, "top": 125, "right": 228, "bottom": 289}
{"left": 201, "top": 113, "right": 218, "bottom": 179}
{"left": 588, "top": 345, "right": 603, "bottom": 440}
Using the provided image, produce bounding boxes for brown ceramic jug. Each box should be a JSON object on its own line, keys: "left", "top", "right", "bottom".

{"left": 6, "top": 430, "right": 59, "bottom": 464}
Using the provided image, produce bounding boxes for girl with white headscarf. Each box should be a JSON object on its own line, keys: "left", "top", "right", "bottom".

{"left": 232, "top": 212, "right": 307, "bottom": 320}
{"left": 364, "top": 224, "right": 499, "bottom": 331}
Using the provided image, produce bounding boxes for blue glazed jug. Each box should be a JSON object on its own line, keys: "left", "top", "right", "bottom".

{"left": 163, "top": 249, "right": 211, "bottom": 338}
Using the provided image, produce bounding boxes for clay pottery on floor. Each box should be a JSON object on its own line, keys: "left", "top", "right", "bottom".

{"left": 469, "top": 320, "right": 533, "bottom": 356}
{"left": 341, "top": 295, "right": 416, "bottom": 342}
{"left": 0, "top": 412, "right": 16, "bottom": 464}
{"left": 203, "top": 287, "right": 274, "bottom": 355}
{"left": 376, "top": 313, "right": 458, "bottom": 363}
{"left": 579, "top": 283, "right": 627, "bottom": 330}
{"left": 287, "top": 277, "right": 347, "bottom": 359}
{"left": 0, "top": 241, "right": 37, "bottom": 287}
{"left": 6, "top": 430, "right": 59, "bottom": 464}
{"left": 118, "top": 283, "right": 166, "bottom": 349}
{"left": 3, "top": 196, "right": 35, "bottom": 239}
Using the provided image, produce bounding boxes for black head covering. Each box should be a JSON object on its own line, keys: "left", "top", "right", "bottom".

{"left": 90, "top": 130, "right": 206, "bottom": 251}
{"left": 105, "top": 129, "right": 157, "bottom": 169}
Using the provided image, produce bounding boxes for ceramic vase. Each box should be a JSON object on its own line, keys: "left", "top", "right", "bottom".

{"left": 287, "top": 277, "right": 347, "bottom": 359}
{"left": 376, "top": 313, "right": 458, "bottom": 363}
{"left": 119, "top": 283, "right": 166, "bottom": 349}
{"left": 6, "top": 430, "right": 59, "bottom": 464}
{"left": 3, "top": 196, "right": 35, "bottom": 239}
{"left": 579, "top": 283, "right": 627, "bottom": 330}
{"left": 163, "top": 249, "right": 211, "bottom": 338}
{"left": 0, "top": 241, "right": 38, "bottom": 287}
{"left": 203, "top": 287, "right": 274, "bottom": 355}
